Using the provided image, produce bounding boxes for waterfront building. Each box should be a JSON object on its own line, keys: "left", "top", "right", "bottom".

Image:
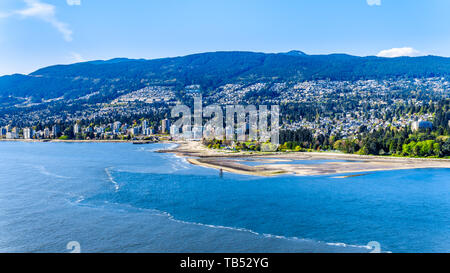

{"left": 44, "top": 128, "right": 50, "bottom": 139}
{"left": 121, "top": 123, "right": 128, "bottom": 133}
{"left": 142, "top": 120, "right": 148, "bottom": 131}
{"left": 52, "top": 124, "right": 61, "bottom": 138}
{"left": 6, "top": 131, "right": 19, "bottom": 139}
{"left": 144, "top": 127, "right": 154, "bottom": 136}
{"left": 95, "top": 126, "right": 105, "bottom": 134}
{"left": 74, "top": 123, "right": 81, "bottom": 134}
{"left": 170, "top": 125, "right": 177, "bottom": 138}
{"left": 161, "top": 119, "right": 170, "bottom": 134}
{"left": 131, "top": 126, "right": 140, "bottom": 136}
{"left": 35, "top": 130, "right": 44, "bottom": 139}
{"left": 192, "top": 125, "right": 203, "bottom": 140}
{"left": 23, "top": 128, "right": 35, "bottom": 139}
{"left": 113, "top": 121, "right": 122, "bottom": 133}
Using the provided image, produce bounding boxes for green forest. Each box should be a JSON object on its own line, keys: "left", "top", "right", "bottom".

{"left": 279, "top": 100, "right": 450, "bottom": 158}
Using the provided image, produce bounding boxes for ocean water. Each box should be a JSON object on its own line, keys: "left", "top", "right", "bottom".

{"left": 0, "top": 142, "right": 449, "bottom": 253}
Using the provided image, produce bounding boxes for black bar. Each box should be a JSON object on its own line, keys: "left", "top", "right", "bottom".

{"left": 0, "top": 253, "right": 447, "bottom": 272}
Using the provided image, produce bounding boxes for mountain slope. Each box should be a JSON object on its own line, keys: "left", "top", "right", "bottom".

{"left": 1, "top": 51, "right": 450, "bottom": 102}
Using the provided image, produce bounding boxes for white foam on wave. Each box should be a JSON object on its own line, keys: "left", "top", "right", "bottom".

{"left": 34, "top": 165, "right": 73, "bottom": 179}
{"left": 262, "top": 233, "right": 371, "bottom": 250}
{"left": 110, "top": 155, "right": 190, "bottom": 175}
{"left": 150, "top": 209, "right": 262, "bottom": 236}
{"left": 104, "top": 167, "right": 120, "bottom": 192}
{"left": 137, "top": 143, "right": 189, "bottom": 172}
{"left": 135, "top": 206, "right": 371, "bottom": 252}
{"left": 169, "top": 156, "right": 190, "bottom": 171}
{"left": 165, "top": 143, "right": 180, "bottom": 150}
{"left": 75, "top": 195, "right": 85, "bottom": 203}
{"left": 144, "top": 143, "right": 180, "bottom": 152}
{"left": 74, "top": 192, "right": 371, "bottom": 252}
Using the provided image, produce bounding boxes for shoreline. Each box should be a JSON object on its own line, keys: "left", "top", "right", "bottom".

{"left": 161, "top": 141, "right": 450, "bottom": 177}
{"left": 0, "top": 139, "right": 173, "bottom": 144}
{"left": 2, "top": 139, "right": 450, "bottom": 176}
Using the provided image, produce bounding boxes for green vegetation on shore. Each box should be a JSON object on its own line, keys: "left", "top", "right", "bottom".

{"left": 203, "top": 100, "right": 450, "bottom": 159}
{"left": 279, "top": 100, "right": 450, "bottom": 158}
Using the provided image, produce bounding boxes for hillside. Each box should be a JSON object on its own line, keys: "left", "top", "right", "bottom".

{"left": 1, "top": 51, "right": 450, "bottom": 103}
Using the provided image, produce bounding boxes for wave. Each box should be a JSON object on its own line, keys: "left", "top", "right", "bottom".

{"left": 169, "top": 213, "right": 373, "bottom": 252}
{"left": 32, "top": 165, "right": 73, "bottom": 179}
{"left": 108, "top": 156, "right": 190, "bottom": 175}
{"left": 135, "top": 147, "right": 147, "bottom": 152}
{"left": 77, "top": 196, "right": 371, "bottom": 252}
{"left": 151, "top": 143, "right": 179, "bottom": 151}
{"left": 147, "top": 208, "right": 372, "bottom": 252}
{"left": 166, "top": 143, "right": 179, "bottom": 150}
{"left": 104, "top": 167, "right": 120, "bottom": 191}
{"left": 134, "top": 143, "right": 179, "bottom": 153}
{"left": 75, "top": 195, "right": 85, "bottom": 203}
{"left": 169, "top": 156, "right": 190, "bottom": 171}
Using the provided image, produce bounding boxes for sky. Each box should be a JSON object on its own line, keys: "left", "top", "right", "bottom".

{"left": 0, "top": 0, "right": 449, "bottom": 76}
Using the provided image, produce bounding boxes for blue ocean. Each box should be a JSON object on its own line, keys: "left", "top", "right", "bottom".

{"left": 0, "top": 142, "right": 449, "bottom": 253}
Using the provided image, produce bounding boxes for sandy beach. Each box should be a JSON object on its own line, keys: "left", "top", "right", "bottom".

{"left": 162, "top": 141, "right": 450, "bottom": 177}
{"left": 3, "top": 139, "right": 450, "bottom": 176}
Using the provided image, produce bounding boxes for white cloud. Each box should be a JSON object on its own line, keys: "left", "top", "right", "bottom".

{"left": 376, "top": 47, "right": 423, "bottom": 58}
{"left": 66, "top": 0, "right": 81, "bottom": 6}
{"left": 70, "top": 52, "right": 85, "bottom": 62}
{"left": 367, "top": 0, "right": 381, "bottom": 6}
{"left": 17, "top": 0, "right": 54, "bottom": 17}
{"left": 0, "top": 12, "right": 10, "bottom": 19}
{"left": 2, "top": 0, "right": 73, "bottom": 41}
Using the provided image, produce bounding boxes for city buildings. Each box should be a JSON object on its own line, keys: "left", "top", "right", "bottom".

{"left": 74, "top": 123, "right": 81, "bottom": 135}
{"left": 113, "top": 121, "right": 122, "bottom": 133}
{"left": 161, "top": 119, "right": 170, "bottom": 134}
{"left": 412, "top": 120, "right": 433, "bottom": 131}
{"left": 6, "top": 128, "right": 19, "bottom": 139}
{"left": 142, "top": 120, "right": 148, "bottom": 131}
{"left": 44, "top": 128, "right": 50, "bottom": 139}
{"left": 52, "top": 124, "right": 61, "bottom": 138}
{"left": 23, "top": 128, "right": 35, "bottom": 139}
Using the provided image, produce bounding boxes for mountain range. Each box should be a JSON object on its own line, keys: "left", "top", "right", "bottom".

{"left": 1, "top": 50, "right": 450, "bottom": 104}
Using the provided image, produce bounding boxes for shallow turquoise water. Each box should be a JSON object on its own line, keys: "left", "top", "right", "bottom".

{"left": 0, "top": 142, "right": 449, "bottom": 252}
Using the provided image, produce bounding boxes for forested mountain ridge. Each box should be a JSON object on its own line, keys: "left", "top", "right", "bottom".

{"left": 1, "top": 51, "right": 450, "bottom": 102}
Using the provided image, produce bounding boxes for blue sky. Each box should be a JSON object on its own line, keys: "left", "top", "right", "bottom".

{"left": 0, "top": 0, "right": 449, "bottom": 76}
